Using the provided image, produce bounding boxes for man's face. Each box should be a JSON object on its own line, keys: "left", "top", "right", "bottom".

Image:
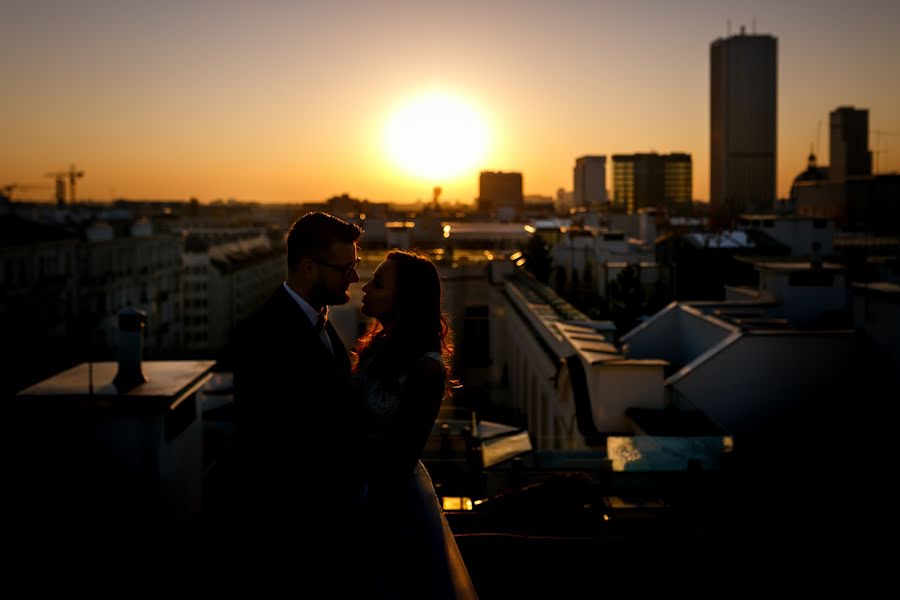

{"left": 311, "top": 241, "right": 360, "bottom": 306}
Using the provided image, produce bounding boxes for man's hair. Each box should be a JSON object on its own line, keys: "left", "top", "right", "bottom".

{"left": 286, "top": 212, "right": 362, "bottom": 270}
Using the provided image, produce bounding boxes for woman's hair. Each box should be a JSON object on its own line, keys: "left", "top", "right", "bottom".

{"left": 355, "top": 250, "right": 454, "bottom": 391}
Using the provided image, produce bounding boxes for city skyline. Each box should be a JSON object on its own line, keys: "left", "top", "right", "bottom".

{"left": 2, "top": 0, "right": 899, "bottom": 204}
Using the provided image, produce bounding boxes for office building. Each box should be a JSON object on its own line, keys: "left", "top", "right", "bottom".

{"left": 612, "top": 153, "right": 692, "bottom": 213}
{"left": 830, "top": 106, "right": 872, "bottom": 182}
{"left": 478, "top": 171, "right": 523, "bottom": 215}
{"left": 710, "top": 29, "right": 777, "bottom": 214}
{"left": 573, "top": 156, "right": 608, "bottom": 208}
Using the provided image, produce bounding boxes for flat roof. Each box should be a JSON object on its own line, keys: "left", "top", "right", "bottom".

{"left": 755, "top": 261, "right": 844, "bottom": 272}
{"left": 866, "top": 256, "right": 900, "bottom": 264}
{"left": 851, "top": 282, "right": 900, "bottom": 296}
{"left": 626, "top": 407, "right": 728, "bottom": 436}
{"left": 685, "top": 231, "right": 755, "bottom": 249}
{"left": 15, "top": 360, "right": 215, "bottom": 409}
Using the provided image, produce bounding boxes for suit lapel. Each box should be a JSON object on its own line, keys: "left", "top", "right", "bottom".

{"left": 275, "top": 285, "right": 314, "bottom": 333}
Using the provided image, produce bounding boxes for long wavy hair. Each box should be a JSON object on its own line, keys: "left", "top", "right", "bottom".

{"left": 355, "top": 250, "right": 455, "bottom": 394}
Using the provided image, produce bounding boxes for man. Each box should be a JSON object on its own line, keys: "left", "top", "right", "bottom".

{"left": 231, "top": 211, "right": 364, "bottom": 554}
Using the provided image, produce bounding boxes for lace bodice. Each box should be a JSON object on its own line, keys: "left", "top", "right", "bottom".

{"left": 353, "top": 350, "right": 445, "bottom": 482}
{"left": 353, "top": 351, "right": 444, "bottom": 426}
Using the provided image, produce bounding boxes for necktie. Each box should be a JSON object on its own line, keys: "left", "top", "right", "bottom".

{"left": 315, "top": 309, "right": 333, "bottom": 355}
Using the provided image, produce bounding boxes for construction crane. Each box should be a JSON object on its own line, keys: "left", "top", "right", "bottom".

{"left": 872, "top": 130, "right": 900, "bottom": 174}
{"left": 1, "top": 182, "right": 55, "bottom": 202}
{"left": 45, "top": 163, "right": 85, "bottom": 206}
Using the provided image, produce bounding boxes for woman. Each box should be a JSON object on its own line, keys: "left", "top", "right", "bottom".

{"left": 354, "top": 250, "right": 477, "bottom": 600}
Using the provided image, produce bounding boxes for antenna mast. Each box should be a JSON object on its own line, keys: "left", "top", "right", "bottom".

{"left": 816, "top": 120, "right": 822, "bottom": 159}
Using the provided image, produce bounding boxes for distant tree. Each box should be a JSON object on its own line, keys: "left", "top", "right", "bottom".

{"left": 521, "top": 235, "right": 552, "bottom": 284}
{"left": 553, "top": 265, "right": 567, "bottom": 293}
{"left": 607, "top": 265, "right": 645, "bottom": 336}
{"left": 646, "top": 280, "right": 672, "bottom": 315}
{"left": 582, "top": 260, "right": 593, "bottom": 292}
{"left": 569, "top": 268, "right": 580, "bottom": 294}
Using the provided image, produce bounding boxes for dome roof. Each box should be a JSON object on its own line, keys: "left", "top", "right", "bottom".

{"left": 790, "top": 152, "right": 829, "bottom": 202}
{"left": 793, "top": 152, "right": 829, "bottom": 185}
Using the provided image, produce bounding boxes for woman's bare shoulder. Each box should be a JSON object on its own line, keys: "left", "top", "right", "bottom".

{"left": 405, "top": 352, "right": 444, "bottom": 383}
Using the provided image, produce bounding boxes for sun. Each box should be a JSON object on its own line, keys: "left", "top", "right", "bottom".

{"left": 385, "top": 91, "right": 489, "bottom": 182}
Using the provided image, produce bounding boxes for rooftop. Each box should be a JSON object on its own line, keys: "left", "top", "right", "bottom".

{"left": 851, "top": 281, "right": 900, "bottom": 297}
{"left": 753, "top": 260, "right": 845, "bottom": 272}
{"left": 8, "top": 355, "right": 893, "bottom": 593}
{"left": 685, "top": 230, "right": 755, "bottom": 248}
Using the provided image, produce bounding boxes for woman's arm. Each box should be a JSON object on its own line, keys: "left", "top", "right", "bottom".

{"left": 371, "top": 356, "right": 445, "bottom": 481}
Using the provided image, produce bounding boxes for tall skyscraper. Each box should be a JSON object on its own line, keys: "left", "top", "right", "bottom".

{"left": 710, "top": 28, "right": 777, "bottom": 214}
{"left": 573, "top": 156, "right": 608, "bottom": 208}
{"left": 611, "top": 153, "right": 692, "bottom": 214}
{"left": 829, "top": 106, "right": 871, "bottom": 182}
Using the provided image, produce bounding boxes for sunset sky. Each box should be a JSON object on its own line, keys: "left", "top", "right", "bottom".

{"left": 2, "top": 0, "right": 899, "bottom": 205}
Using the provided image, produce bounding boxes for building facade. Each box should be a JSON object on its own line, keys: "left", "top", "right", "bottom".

{"left": 78, "top": 220, "right": 183, "bottom": 358}
{"left": 830, "top": 106, "right": 872, "bottom": 182}
{"left": 710, "top": 30, "right": 777, "bottom": 214}
{"left": 183, "top": 231, "right": 285, "bottom": 354}
{"left": 478, "top": 171, "right": 523, "bottom": 216}
{"left": 612, "top": 153, "right": 692, "bottom": 213}
{"left": 495, "top": 272, "right": 667, "bottom": 448}
{"left": 573, "top": 156, "right": 608, "bottom": 208}
{"left": 0, "top": 217, "right": 81, "bottom": 396}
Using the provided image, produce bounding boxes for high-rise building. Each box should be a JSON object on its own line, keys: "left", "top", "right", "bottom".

{"left": 664, "top": 154, "right": 692, "bottom": 205}
{"left": 829, "top": 106, "right": 871, "bottom": 182}
{"left": 710, "top": 29, "right": 777, "bottom": 214}
{"left": 478, "top": 171, "right": 523, "bottom": 214}
{"left": 573, "top": 156, "right": 608, "bottom": 208}
{"left": 611, "top": 153, "right": 692, "bottom": 214}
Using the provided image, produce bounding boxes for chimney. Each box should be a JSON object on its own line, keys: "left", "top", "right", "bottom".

{"left": 113, "top": 307, "right": 148, "bottom": 392}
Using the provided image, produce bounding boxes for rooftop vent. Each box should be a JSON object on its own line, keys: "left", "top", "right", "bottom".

{"left": 113, "top": 307, "right": 148, "bottom": 392}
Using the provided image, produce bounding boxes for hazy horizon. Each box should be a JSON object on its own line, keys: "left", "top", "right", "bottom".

{"left": 2, "top": 0, "right": 899, "bottom": 204}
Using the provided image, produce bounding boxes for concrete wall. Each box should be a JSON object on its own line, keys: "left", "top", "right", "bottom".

{"left": 678, "top": 306, "right": 738, "bottom": 367}
{"left": 584, "top": 361, "right": 666, "bottom": 432}
{"left": 671, "top": 332, "right": 856, "bottom": 434}
{"left": 764, "top": 270, "right": 848, "bottom": 324}
{"left": 852, "top": 286, "right": 900, "bottom": 394}
{"left": 502, "top": 294, "right": 560, "bottom": 448}
{"left": 774, "top": 219, "right": 834, "bottom": 256}
{"left": 500, "top": 280, "right": 669, "bottom": 448}
{"left": 624, "top": 303, "right": 736, "bottom": 370}
{"left": 739, "top": 217, "right": 835, "bottom": 257}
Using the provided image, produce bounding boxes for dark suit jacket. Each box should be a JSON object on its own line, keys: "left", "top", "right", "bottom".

{"left": 232, "top": 285, "right": 364, "bottom": 531}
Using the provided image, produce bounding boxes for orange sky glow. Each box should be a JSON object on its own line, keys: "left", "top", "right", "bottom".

{"left": 2, "top": 1, "right": 899, "bottom": 205}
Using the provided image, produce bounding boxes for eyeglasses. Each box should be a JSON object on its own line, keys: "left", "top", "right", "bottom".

{"left": 312, "top": 256, "right": 361, "bottom": 277}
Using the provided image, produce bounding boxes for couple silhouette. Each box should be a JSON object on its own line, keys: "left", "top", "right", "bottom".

{"left": 232, "top": 212, "right": 476, "bottom": 598}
